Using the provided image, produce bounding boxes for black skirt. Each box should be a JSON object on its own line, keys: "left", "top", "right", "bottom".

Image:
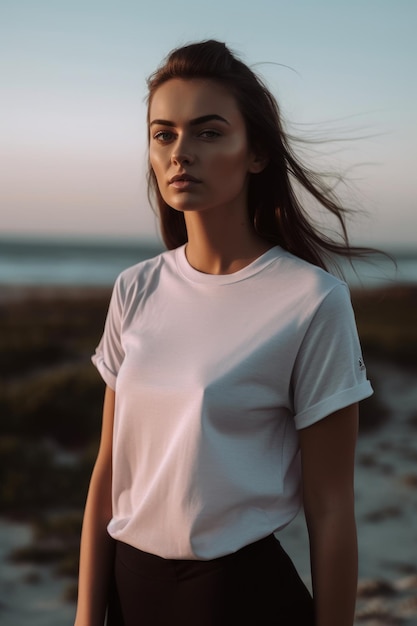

{"left": 107, "top": 534, "right": 314, "bottom": 626}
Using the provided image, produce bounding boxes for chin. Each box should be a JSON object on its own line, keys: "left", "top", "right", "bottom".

{"left": 167, "top": 200, "right": 208, "bottom": 213}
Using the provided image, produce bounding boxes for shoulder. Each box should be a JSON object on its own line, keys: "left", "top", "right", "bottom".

{"left": 276, "top": 248, "right": 346, "bottom": 290}
{"left": 105, "top": 247, "right": 177, "bottom": 321}
{"left": 269, "top": 247, "right": 350, "bottom": 314}
{"left": 115, "top": 247, "right": 176, "bottom": 295}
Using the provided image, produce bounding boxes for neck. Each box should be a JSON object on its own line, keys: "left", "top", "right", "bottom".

{"left": 183, "top": 207, "right": 272, "bottom": 275}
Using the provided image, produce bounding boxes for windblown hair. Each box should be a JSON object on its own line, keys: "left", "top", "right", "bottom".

{"left": 147, "top": 40, "right": 370, "bottom": 271}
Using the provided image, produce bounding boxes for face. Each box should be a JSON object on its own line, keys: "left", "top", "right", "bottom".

{"left": 149, "top": 78, "right": 264, "bottom": 217}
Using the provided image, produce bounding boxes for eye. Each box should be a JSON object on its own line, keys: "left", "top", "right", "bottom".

{"left": 153, "top": 130, "right": 175, "bottom": 143}
{"left": 198, "top": 129, "right": 221, "bottom": 139}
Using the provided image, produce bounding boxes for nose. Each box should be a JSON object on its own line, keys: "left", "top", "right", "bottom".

{"left": 171, "top": 153, "right": 192, "bottom": 166}
{"left": 170, "top": 137, "right": 194, "bottom": 166}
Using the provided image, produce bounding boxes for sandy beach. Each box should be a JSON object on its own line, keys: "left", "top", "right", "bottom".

{"left": 0, "top": 284, "right": 416, "bottom": 625}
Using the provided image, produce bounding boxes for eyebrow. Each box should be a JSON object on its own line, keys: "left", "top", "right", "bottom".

{"left": 149, "top": 114, "right": 230, "bottom": 127}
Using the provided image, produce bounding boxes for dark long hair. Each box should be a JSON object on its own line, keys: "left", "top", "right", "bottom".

{"left": 147, "top": 40, "right": 371, "bottom": 271}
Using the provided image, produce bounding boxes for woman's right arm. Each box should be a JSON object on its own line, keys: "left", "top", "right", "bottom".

{"left": 74, "top": 385, "right": 116, "bottom": 626}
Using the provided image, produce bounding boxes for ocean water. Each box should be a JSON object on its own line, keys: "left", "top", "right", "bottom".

{"left": 0, "top": 236, "right": 416, "bottom": 287}
{"left": 0, "top": 237, "right": 164, "bottom": 287}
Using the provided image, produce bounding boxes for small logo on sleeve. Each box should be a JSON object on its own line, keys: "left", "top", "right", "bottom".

{"left": 358, "top": 356, "right": 366, "bottom": 371}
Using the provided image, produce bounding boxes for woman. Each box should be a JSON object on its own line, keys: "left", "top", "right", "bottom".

{"left": 75, "top": 40, "right": 373, "bottom": 626}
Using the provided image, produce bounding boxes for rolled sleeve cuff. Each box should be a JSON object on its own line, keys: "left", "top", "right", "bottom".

{"left": 294, "top": 381, "right": 373, "bottom": 430}
{"left": 91, "top": 352, "right": 117, "bottom": 390}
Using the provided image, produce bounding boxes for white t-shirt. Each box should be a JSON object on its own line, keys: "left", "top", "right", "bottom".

{"left": 92, "top": 245, "right": 373, "bottom": 560}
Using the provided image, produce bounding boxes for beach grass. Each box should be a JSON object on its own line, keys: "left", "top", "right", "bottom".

{"left": 352, "top": 286, "right": 417, "bottom": 367}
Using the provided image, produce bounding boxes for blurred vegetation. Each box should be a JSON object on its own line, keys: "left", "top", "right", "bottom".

{"left": 0, "top": 284, "right": 416, "bottom": 601}
{"left": 0, "top": 288, "right": 109, "bottom": 601}
{"left": 0, "top": 288, "right": 110, "bottom": 379}
{"left": 351, "top": 286, "right": 417, "bottom": 367}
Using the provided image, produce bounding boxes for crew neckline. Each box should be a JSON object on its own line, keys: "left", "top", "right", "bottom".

{"left": 175, "top": 244, "right": 282, "bottom": 285}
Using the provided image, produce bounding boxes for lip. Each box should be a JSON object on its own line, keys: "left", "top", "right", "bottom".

{"left": 169, "top": 173, "right": 201, "bottom": 184}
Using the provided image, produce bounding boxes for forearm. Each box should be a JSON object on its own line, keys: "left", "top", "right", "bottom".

{"left": 75, "top": 462, "right": 114, "bottom": 626}
{"left": 307, "top": 507, "right": 358, "bottom": 626}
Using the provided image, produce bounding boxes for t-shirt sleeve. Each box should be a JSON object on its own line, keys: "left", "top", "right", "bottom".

{"left": 292, "top": 283, "right": 373, "bottom": 430}
{"left": 91, "top": 275, "right": 125, "bottom": 390}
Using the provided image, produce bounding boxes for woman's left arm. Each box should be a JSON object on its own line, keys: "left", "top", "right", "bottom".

{"left": 299, "top": 403, "right": 359, "bottom": 626}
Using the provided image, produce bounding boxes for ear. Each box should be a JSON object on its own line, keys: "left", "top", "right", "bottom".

{"left": 248, "top": 152, "right": 268, "bottom": 174}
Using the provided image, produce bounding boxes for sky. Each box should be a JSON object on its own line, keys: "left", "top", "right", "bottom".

{"left": 1, "top": 0, "right": 416, "bottom": 247}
